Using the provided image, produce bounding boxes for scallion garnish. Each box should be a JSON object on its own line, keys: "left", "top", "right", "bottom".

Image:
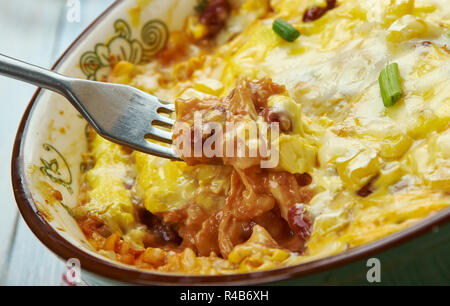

{"left": 379, "top": 63, "right": 402, "bottom": 107}
{"left": 273, "top": 18, "right": 300, "bottom": 42}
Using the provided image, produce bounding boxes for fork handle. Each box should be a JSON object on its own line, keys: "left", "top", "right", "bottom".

{"left": 0, "top": 53, "right": 69, "bottom": 95}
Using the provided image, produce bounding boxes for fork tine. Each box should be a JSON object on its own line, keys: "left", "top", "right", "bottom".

{"left": 157, "top": 97, "right": 172, "bottom": 104}
{"left": 157, "top": 101, "right": 175, "bottom": 113}
{"left": 153, "top": 114, "right": 175, "bottom": 127}
{"left": 141, "top": 140, "right": 180, "bottom": 160}
{"left": 147, "top": 127, "right": 173, "bottom": 143}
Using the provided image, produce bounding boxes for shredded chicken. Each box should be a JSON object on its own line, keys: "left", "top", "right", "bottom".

{"left": 174, "top": 78, "right": 315, "bottom": 257}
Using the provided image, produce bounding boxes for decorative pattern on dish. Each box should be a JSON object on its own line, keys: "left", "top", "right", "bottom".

{"left": 79, "top": 19, "right": 168, "bottom": 80}
{"left": 39, "top": 143, "right": 73, "bottom": 194}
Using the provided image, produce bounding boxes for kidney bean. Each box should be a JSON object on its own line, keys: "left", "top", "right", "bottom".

{"left": 288, "top": 204, "right": 312, "bottom": 241}
{"left": 303, "top": 0, "right": 337, "bottom": 22}
{"left": 199, "top": 0, "right": 230, "bottom": 36}
{"left": 356, "top": 175, "right": 378, "bottom": 197}
{"left": 295, "top": 173, "right": 313, "bottom": 186}
{"left": 262, "top": 108, "right": 293, "bottom": 133}
{"left": 138, "top": 208, "right": 182, "bottom": 245}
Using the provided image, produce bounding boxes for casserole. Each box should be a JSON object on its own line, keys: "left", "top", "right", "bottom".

{"left": 12, "top": 0, "right": 450, "bottom": 285}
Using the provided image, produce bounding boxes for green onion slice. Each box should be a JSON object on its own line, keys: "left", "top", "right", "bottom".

{"left": 273, "top": 18, "right": 300, "bottom": 42}
{"left": 379, "top": 63, "right": 403, "bottom": 107}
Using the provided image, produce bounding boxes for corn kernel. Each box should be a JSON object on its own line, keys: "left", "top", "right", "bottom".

{"left": 194, "top": 78, "right": 224, "bottom": 96}
{"left": 386, "top": 15, "right": 427, "bottom": 42}
{"left": 270, "top": 249, "right": 290, "bottom": 262}
{"left": 379, "top": 134, "right": 413, "bottom": 159}
{"left": 143, "top": 248, "right": 166, "bottom": 267}
{"left": 109, "top": 61, "right": 136, "bottom": 84}
{"left": 337, "top": 150, "right": 380, "bottom": 190}
{"left": 186, "top": 15, "right": 209, "bottom": 40}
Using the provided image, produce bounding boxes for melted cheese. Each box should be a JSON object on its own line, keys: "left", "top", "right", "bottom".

{"left": 202, "top": 2, "right": 450, "bottom": 258}
{"left": 83, "top": 135, "right": 135, "bottom": 235}
{"left": 134, "top": 152, "right": 232, "bottom": 213}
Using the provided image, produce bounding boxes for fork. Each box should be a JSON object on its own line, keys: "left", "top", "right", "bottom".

{"left": 0, "top": 54, "right": 180, "bottom": 160}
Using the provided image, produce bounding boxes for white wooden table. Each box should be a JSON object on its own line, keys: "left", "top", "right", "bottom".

{"left": 0, "top": 0, "right": 114, "bottom": 286}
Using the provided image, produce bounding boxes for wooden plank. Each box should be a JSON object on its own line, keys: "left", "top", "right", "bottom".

{"left": 2, "top": 0, "right": 114, "bottom": 286}
{"left": 0, "top": 0, "right": 66, "bottom": 281}
{"left": 3, "top": 217, "right": 68, "bottom": 286}
{"left": 51, "top": 0, "right": 115, "bottom": 60}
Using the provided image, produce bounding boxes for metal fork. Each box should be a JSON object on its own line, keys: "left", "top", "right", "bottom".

{"left": 0, "top": 54, "right": 179, "bottom": 160}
